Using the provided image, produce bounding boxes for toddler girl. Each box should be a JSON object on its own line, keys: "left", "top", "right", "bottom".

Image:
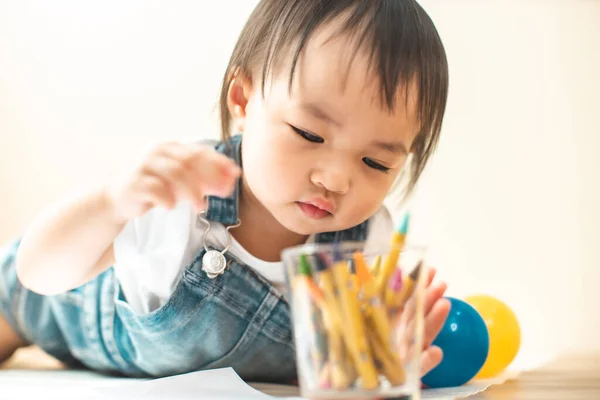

{"left": 1, "top": 0, "right": 451, "bottom": 385}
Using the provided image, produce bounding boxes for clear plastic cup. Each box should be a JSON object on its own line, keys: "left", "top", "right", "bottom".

{"left": 282, "top": 241, "right": 427, "bottom": 399}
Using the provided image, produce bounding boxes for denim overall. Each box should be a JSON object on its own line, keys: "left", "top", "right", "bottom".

{"left": 0, "top": 134, "right": 370, "bottom": 383}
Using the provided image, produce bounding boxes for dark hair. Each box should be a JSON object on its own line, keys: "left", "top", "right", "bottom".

{"left": 219, "top": 0, "right": 449, "bottom": 192}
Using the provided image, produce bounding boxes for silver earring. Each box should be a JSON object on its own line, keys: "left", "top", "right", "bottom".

{"left": 197, "top": 210, "right": 241, "bottom": 279}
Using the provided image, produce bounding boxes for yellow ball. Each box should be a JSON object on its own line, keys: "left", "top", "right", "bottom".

{"left": 464, "top": 294, "right": 521, "bottom": 379}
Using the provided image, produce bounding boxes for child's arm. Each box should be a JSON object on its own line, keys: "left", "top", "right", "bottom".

{"left": 15, "top": 187, "right": 125, "bottom": 295}
{"left": 15, "top": 142, "right": 241, "bottom": 296}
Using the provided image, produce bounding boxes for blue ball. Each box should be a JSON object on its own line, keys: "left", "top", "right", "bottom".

{"left": 421, "top": 297, "right": 490, "bottom": 388}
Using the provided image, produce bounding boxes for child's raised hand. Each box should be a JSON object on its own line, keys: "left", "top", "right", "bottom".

{"left": 106, "top": 142, "right": 241, "bottom": 221}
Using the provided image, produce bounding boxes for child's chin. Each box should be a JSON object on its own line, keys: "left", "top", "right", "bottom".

{"left": 275, "top": 212, "right": 332, "bottom": 237}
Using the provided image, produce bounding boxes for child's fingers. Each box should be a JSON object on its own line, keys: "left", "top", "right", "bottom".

{"left": 187, "top": 146, "right": 241, "bottom": 196}
{"left": 198, "top": 145, "right": 241, "bottom": 178}
{"left": 142, "top": 149, "right": 221, "bottom": 207}
{"left": 135, "top": 175, "right": 178, "bottom": 210}
{"left": 141, "top": 155, "right": 204, "bottom": 207}
{"left": 422, "top": 298, "right": 451, "bottom": 349}
{"left": 420, "top": 345, "right": 444, "bottom": 377}
{"left": 424, "top": 266, "right": 437, "bottom": 287}
{"left": 174, "top": 144, "right": 240, "bottom": 198}
{"left": 151, "top": 142, "right": 240, "bottom": 200}
{"left": 389, "top": 265, "right": 437, "bottom": 327}
{"left": 395, "top": 278, "right": 447, "bottom": 331}
{"left": 425, "top": 281, "right": 447, "bottom": 315}
{"left": 161, "top": 143, "right": 239, "bottom": 183}
{"left": 391, "top": 280, "right": 449, "bottom": 367}
{"left": 397, "top": 290, "right": 449, "bottom": 352}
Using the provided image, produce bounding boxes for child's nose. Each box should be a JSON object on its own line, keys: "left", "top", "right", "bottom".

{"left": 310, "top": 163, "right": 350, "bottom": 195}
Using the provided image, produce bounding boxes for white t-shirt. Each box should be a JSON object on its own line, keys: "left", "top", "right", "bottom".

{"left": 113, "top": 201, "right": 394, "bottom": 315}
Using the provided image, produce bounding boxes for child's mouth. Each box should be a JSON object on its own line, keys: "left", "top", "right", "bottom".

{"left": 296, "top": 202, "right": 332, "bottom": 220}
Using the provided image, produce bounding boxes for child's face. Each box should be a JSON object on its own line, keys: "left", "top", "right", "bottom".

{"left": 233, "top": 24, "right": 420, "bottom": 236}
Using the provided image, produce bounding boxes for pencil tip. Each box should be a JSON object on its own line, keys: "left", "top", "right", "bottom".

{"left": 314, "top": 253, "right": 330, "bottom": 272}
{"left": 409, "top": 260, "right": 423, "bottom": 280}
{"left": 353, "top": 252, "right": 371, "bottom": 283}
{"left": 298, "top": 254, "right": 313, "bottom": 276}
{"left": 396, "top": 213, "right": 410, "bottom": 235}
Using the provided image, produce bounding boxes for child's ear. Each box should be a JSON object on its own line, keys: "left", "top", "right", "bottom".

{"left": 226, "top": 68, "right": 253, "bottom": 133}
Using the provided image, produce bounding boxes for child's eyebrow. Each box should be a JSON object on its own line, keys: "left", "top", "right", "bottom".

{"left": 372, "top": 140, "right": 408, "bottom": 155}
{"left": 300, "top": 101, "right": 341, "bottom": 127}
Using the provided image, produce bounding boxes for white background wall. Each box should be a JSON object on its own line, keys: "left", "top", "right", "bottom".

{"left": 1, "top": 0, "right": 598, "bottom": 371}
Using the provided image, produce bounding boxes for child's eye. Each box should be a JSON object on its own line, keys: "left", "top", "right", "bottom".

{"left": 290, "top": 125, "right": 324, "bottom": 143}
{"left": 363, "top": 157, "right": 391, "bottom": 173}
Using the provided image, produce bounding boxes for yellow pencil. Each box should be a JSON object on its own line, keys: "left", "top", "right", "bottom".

{"left": 353, "top": 252, "right": 393, "bottom": 353}
{"left": 375, "top": 213, "right": 410, "bottom": 296}
{"left": 341, "top": 340, "right": 358, "bottom": 385}
{"left": 313, "top": 254, "right": 345, "bottom": 329}
{"left": 304, "top": 272, "right": 346, "bottom": 372}
{"left": 331, "top": 258, "right": 379, "bottom": 390}
{"left": 313, "top": 253, "right": 351, "bottom": 388}
{"left": 328, "top": 327, "right": 353, "bottom": 390}
{"left": 370, "top": 255, "right": 382, "bottom": 276}
{"left": 384, "top": 268, "right": 403, "bottom": 308}
{"left": 366, "top": 320, "right": 406, "bottom": 386}
{"left": 394, "top": 261, "right": 423, "bottom": 309}
{"left": 307, "top": 288, "right": 350, "bottom": 390}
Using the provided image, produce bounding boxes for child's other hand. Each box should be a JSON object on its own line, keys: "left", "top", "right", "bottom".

{"left": 392, "top": 267, "right": 450, "bottom": 378}
{"left": 417, "top": 267, "right": 450, "bottom": 377}
{"left": 106, "top": 142, "right": 241, "bottom": 221}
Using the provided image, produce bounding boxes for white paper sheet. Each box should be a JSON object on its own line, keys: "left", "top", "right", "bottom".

{"left": 422, "top": 369, "right": 525, "bottom": 400}
{"left": 0, "top": 369, "right": 138, "bottom": 400}
{"left": 95, "top": 368, "right": 282, "bottom": 400}
{"left": 0, "top": 366, "right": 522, "bottom": 400}
{"left": 92, "top": 367, "right": 519, "bottom": 400}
